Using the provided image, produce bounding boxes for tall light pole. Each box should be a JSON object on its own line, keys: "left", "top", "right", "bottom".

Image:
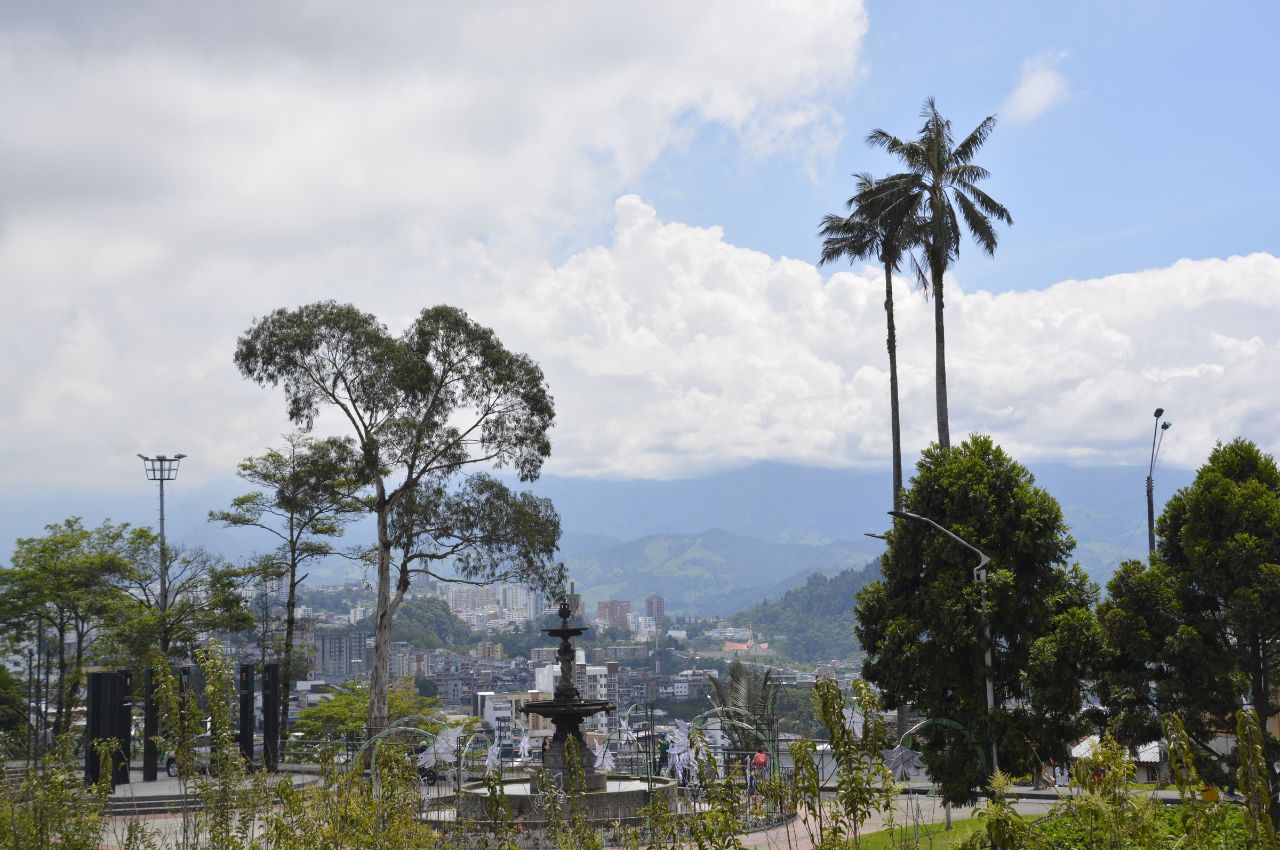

{"left": 138, "top": 453, "right": 186, "bottom": 613}
{"left": 1146, "top": 409, "right": 1171, "bottom": 558}
{"left": 889, "top": 509, "right": 998, "bottom": 776}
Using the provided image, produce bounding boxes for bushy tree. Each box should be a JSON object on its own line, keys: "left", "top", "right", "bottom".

{"left": 0, "top": 519, "right": 133, "bottom": 734}
{"left": 1099, "top": 437, "right": 1280, "bottom": 805}
{"left": 856, "top": 435, "right": 1098, "bottom": 804}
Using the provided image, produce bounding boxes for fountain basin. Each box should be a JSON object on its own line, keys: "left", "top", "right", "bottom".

{"left": 456, "top": 774, "right": 678, "bottom": 824}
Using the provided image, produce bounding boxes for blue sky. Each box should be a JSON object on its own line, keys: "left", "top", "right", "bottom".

{"left": 0, "top": 0, "right": 1277, "bottom": 544}
{"left": 632, "top": 1, "right": 1279, "bottom": 293}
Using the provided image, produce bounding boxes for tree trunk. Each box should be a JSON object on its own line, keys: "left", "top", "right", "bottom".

{"left": 885, "top": 260, "right": 904, "bottom": 511}
{"left": 367, "top": 484, "right": 392, "bottom": 735}
{"left": 281, "top": 568, "right": 298, "bottom": 757}
{"left": 54, "top": 619, "right": 68, "bottom": 736}
{"left": 932, "top": 268, "right": 950, "bottom": 450}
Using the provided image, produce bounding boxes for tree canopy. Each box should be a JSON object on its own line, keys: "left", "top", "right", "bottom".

{"left": 0, "top": 519, "right": 133, "bottom": 734}
{"left": 1099, "top": 437, "right": 1280, "bottom": 793}
{"left": 855, "top": 435, "right": 1098, "bottom": 805}
{"left": 235, "top": 302, "right": 563, "bottom": 730}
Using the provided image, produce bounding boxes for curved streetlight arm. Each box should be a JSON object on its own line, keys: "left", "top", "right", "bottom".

{"left": 888, "top": 510, "right": 991, "bottom": 578}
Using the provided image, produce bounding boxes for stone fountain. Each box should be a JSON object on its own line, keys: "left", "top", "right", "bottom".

{"left": 453, "top": 595, "right": 677, "bottom": 824}
{"left": 522, "top": 597, "right": 614, "bottom": 791}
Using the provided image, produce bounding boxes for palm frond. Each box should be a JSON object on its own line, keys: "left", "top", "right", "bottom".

{"left": 947, "top": 163, "right": 991, "bottom": 185}
{"left": 956, "top": 181, "right": 1013, "bottom": 224}
{"left": 953, "top": 114, "right": 998, "bottom": 164}
{"left": 909, "top": 249, "right": 931, "bottom": 296}
{"left": 817, "top": 213, "right": 878, "bottom": 267}
{"left": 954, "top": 191, "right": 1000, "bottom": 255}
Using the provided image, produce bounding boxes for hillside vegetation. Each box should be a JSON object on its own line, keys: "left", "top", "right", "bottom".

{"left": 729, "top": 563, "right": 877, "bottom": 662}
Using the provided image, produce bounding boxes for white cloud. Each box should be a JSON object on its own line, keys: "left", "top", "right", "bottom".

{"left": 2, "top": 7, "right": 1276, "bottom": 500}
{"left": 1002, "top": 50, "right": 1070, "bottom": 124}
{"left": 493, "top": 201, "right": 1280, "bottom": 478}
{"left": 0, "top": 2, "right": 868, "bottom": 489}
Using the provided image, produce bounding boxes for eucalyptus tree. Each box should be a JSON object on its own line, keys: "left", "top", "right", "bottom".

{"left": 862, "top": 98, "right": 1012, "bottom": 449}
{"left": 819, "top": 172, "right": 925, "bottom": 510}
{"left": 235, "top": 302, "right": 563, "bottom": 731}
{"left": 211, "top": 431, "right": 364, "bottom": 743}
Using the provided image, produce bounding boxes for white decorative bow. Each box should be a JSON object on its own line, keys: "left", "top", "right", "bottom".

{"left": 485, "top": 741, "right": 502, "bottom": 774}
{"left": 517, "top": 734, "right": 531, "bottom": 760}
{"left": 418, "top": 726, "right": 461, "bottom": 769}
{"left": 593, "top": 741, "right": 615, "bottom": 773}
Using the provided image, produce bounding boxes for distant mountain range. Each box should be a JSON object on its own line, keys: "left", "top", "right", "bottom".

{"left": 561, "top": 528, "right": 878, "bottom": 616}
{"left": 1, "top": 460, "right": 1196, "bottom": 614}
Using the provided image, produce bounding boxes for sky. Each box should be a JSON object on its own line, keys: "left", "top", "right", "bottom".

{"left": 1, "top": 1, "right": 1278, "bottom": 545}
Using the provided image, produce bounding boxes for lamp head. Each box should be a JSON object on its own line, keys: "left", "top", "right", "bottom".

{"left": 175, "top": 453, "right": 187, "bottom": 460}
{"left": 1161, "top": 422, "right": 1172, "bottom": 431}
{"left": 1153, "top": 407, "right": 1164, "bottom": 418}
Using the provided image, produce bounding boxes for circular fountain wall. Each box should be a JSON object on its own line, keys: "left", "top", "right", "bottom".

{"left": 456, "top": 775, "right": 678, "bottom": 825}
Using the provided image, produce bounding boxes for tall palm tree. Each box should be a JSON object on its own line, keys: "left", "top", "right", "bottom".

{"left": 819, "top": 173, "right": 924, "bottom": 511}
{"left": 863, "top": 97, "right": 1012, "bottom": 450}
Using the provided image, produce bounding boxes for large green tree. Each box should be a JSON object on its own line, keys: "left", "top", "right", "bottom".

{"left": 0, "top": 519, "right": 132, "bottom": 735}
{"left": 211, "top": 431, "right": 363, "bottom": 746}
{"left": 235, "top": 302, "right": 563, "bottom": 731}
{"left": 820, "top": 173, "right": 925, "bottom": 511}
{"left": 862, "top": 99, "right": 1012, "bottom": 450}
{"left": 1099, "top": 438, "right": 1280, "bottom": 798}
{"left": 855, "top": 435, "right": 1098, "bottom": 804}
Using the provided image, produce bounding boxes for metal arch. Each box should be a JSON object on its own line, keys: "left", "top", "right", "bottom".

{"left": 899, "top": 717, "right": 990, "bottom": 776}
{"left": 691, "top": 704, "right": 780, "bottom": 774}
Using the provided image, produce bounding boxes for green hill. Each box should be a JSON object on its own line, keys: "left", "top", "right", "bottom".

{"left": 566, "top": 529, "right": 878, "bottom": 616}
{"left": 729, "top": 563, "right": 878, "bottom": 663}
{"left": 353, "top": 595, "right": 475, "bottom": 650}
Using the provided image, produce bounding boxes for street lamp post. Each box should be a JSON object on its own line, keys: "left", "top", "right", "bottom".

{"left": 889, "top": 509, "right": 998, "bottom": 776}
{"left": 1146, "top": 409, "right": 1171, "bottom": 558}
{"left": 137, "top": 453, "right": 187, "bottom": 612}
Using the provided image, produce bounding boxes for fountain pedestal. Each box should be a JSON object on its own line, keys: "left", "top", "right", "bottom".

{"left": 521, "top": 599, "right": 615, "bottom": 792}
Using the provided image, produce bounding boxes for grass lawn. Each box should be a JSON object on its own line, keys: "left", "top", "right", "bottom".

{"left": 857, "top": 817, "right": 985, "bottom": 849}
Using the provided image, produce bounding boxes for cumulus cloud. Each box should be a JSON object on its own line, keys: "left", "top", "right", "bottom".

{"left": 1002, "top": 50, "right": 1070, "bottom": 124}
{"left": 0, "top": 2, "right": 868, "bottom": 489}
{"left": 1, "top": 7, "right": 1275, "bottom": 497}
{"left": 496, "top": 200, "right": 1280, "bottom": 477}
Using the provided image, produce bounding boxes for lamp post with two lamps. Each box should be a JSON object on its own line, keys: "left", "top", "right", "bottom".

{"left": 889, "top": 509, "right": 998, "bottom": 776}
{"left": 1146, "top": 409, "right": 1171, "bottom": 558}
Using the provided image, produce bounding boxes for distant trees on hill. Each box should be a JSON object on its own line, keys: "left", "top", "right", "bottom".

{"left": 731, "top": 566, "right": 877, "bottom": 663}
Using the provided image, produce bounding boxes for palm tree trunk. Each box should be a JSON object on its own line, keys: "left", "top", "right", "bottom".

{"left": 884, "top": 261, "right": 904, "bottom": 510}
{"left": 932, "top": 268, "right": 950, "bottom": 450}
